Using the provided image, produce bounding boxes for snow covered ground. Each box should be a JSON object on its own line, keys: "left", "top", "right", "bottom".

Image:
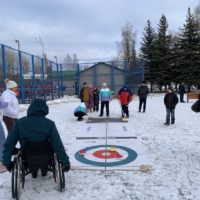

{"left": 1, "top": 94, "right": 200, "bottom": 200}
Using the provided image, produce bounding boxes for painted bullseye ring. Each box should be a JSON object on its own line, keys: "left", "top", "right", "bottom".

{"left": 93, "top": 150, "right": 118, "bottom": 159}
{"left": 75, "top": 145, "right": 137, "bottom": 167}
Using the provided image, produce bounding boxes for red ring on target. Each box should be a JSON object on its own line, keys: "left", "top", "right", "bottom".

{"left": 93, "top": 150, "right": 123, "bottom": 159}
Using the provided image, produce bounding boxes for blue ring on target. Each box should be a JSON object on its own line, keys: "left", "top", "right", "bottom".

{"left": 75, "top": 145, "right": 137, "bottom": 167}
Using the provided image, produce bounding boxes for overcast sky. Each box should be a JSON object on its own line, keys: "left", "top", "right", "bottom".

{"left": 0, "top": 0, "right": 199, "bottom": 62}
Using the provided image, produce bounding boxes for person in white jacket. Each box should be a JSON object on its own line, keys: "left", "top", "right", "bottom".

{"left": 2, "top": 79, "right": 19, "bottom": 133}
{"left": 0, "top": 93, "right": 8, "bottom": 172}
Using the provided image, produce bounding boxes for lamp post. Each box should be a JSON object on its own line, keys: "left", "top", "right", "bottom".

{"left": 15, "top": 39, "right": 20, "bottom": 51}
{"left": 35, "top": 37, "right": 45, "bottom": 58}
{"left": 54, "top": 56, "right": 58, "bottom": 64}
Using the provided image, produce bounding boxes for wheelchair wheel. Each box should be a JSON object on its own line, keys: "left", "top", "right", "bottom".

{"left": 11, "top": 157, "right": 17, "bottom": 199}
{"left": 53, "top": 155, "right": 65, "bottom": 192}
{"left": 11, "top": 156, "right": 23, "bottom": 200}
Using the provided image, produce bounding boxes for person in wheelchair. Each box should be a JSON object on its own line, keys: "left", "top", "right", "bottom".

{"left": 3, "top": 99, "right": 70, "bottom": 178}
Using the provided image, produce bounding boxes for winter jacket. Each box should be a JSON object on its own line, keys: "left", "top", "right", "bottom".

{"left": 93, "top": 89, "right": 99, "bottom": 105}
{"left": 138, "top": 85, "right": 149, "bottom": 100}
{"left": 1, "top": 89, "right": 19, "bottom": 119}
{"left": 80, "top": 87, "right": 90, "bottom": 102}
{"left": 118, "top": 86, "right": 132, "bottom": 105}
{"left": 179, "top": 84, "right": 185, "bottom": 94}
{"left": 0, "top": 93, "right": 8, "bottom": 121}
{"left": 74, "top": 103, "right": 86, "bottom": 114}
{"left": 191, "top": 99, "right": 200, "bottom": 113}
{"left": 3, "top": 99, "right": 70, "bottom": 167}
{"left": 164, "top": 92, "right": 179, "bottom": 109}
{"left": 99, "top": 88, "right": 111, "bottom": 102}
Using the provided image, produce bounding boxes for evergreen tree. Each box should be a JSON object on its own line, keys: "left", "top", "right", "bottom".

{"left": 140, "top": 20, "right": 156, "bottom": 88}
{"left": 176, "top": 8, "right": 200, "bottom": 90}
{"left": 153, "top": 15, "right": 172, "bottom": 89}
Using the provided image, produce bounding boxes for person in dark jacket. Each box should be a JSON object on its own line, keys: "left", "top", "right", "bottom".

{"left": 93, "top": 87, "right": 99, "bottom": 111}
{"left": 191, "top": 93, "right": 200, "bottom": 113}
{"left": 137, "top": 81, "right": 149, "bottom": 112}
{"left": 179, "top": 83, "right": 186, "bottom": 103}
{"left": 3, "top": 99, "right": 70, "bottom": 177}
{"left": 164, "top": 87, "right": 179, "bottom": 125}
{"left": 118, "top": 85, "right": 132, "bottom": 118}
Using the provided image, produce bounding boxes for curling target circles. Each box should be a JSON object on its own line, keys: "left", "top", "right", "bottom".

{"left": 75, "top": 145, "right": 137, "bottom": 167}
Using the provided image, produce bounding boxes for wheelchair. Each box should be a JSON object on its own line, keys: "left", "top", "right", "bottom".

{"left": 11, "top": 139, "right": 65, "bottom": 200}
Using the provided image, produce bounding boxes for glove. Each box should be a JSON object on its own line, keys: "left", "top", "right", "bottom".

{"left": 63, "top": 164, "right": 70, "bottom": 172}
{"left": 5, "top": 161, "right": 14, "bottom": 172}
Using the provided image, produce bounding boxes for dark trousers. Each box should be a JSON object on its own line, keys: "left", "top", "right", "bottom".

{"left": 100, "top": 101, "right": 109, "bottom": 116}
{"left": 3, "top": 116, "right": 17, "bottom": 133}
{"left": 93, "top": 104, "right": 99, "bottom": 111}
{"left": 121, "top": 104, "right": 129, "bottom": 117}
{"left": 74, "top": 112, "right": 85, "bottom": 120}
{"left": 139, "top": 98, "right": 146, "bottom": 112}
{"left": 180, "top": 93, "right": 184, "bottom": 102}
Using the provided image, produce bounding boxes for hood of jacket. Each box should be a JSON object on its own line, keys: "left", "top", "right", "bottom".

{"left": 27, "top": 99, "right": 49, "bottom": 116}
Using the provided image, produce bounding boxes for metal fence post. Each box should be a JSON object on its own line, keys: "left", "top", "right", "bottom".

{"left": 93, "top": 64, "right": 97, "bottom": 86}
{"left": 76, "top": 63, "right": 80, "bottom": 97}
{"left": 31, "top": 55, "right": 36, "bottom": 99}
{"left": 41, "top": 58, "right": 46, "bottom": 100}
{"left": 18, "top": 50, "right": 24, "bottom": 103}
{"left": 60, "top": 64, "right": 64, "bottom": 97}
{"left": 49, "top": 61, "right": 54, "bottom": 100}
{"left": 56, "top": 63, "right": 60, "bottom": 98}
{"left": 111, "top": 63, "right": 115, "bottom": 91}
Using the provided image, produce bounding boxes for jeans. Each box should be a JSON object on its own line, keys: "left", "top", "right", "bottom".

{"left": 166, "top": 108, "right": 175, "bottom": 124}
{"left": 0, "top": 122, "right": 6, "bottom": 161}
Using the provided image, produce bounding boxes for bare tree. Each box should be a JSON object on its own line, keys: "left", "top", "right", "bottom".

{"left": 63, "top": 53, "right": 79, "bottom": 71}
{"left": 117, "top": 22, "right": 137, "bottom": 70}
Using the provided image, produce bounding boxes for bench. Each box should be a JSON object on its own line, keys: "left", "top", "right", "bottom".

{"left": 187, "top": 93, "right": 199, "bottom": 102}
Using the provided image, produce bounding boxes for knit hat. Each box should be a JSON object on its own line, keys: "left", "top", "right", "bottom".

{"left": 4, "top": 79, "right": 18, "bottom": 89}
{"left": 102, "top": 82, "right": 107, "bottom": 87}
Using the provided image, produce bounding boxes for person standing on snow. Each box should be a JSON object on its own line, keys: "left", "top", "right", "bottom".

{"left": 137, "top": 80, "right": 149, "bottom": 112}
{"left": 99, "top": 83, "right": 111, "bottom": 117}
{"left": 179, "top": 83, "right": 186, "bottom": 103}
{"left": 80, "top": 82, "right": 90, "bottom": 111}
{"left": 2, "top": 79, "right": 19, "bottom": 133}
{"left": 93, "top": 86, "right": 99, "bottom": 111}
{"left": 118, "top": 85, "right": 132, "bottom": 118}
{"left": 164, "top": 86, "right": 179, "bottom": 125}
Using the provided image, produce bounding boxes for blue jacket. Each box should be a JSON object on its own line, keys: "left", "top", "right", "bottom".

{"left": 99, "top": 88, "right": 111, "bottom": 102}
{"left": 74, "top": 104, "right": 86, "bottom": 114}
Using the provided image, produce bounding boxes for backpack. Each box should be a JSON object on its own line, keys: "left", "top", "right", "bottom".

{"left": 191, "top": 100, "right": 200, "bottom": 113}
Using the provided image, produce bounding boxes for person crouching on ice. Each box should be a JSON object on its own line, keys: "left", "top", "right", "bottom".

{"left": 74, "top": 103, "right": 87, "bottom": 121}
{"left": 118, "top": 85, "right": 133, "bottom": 118}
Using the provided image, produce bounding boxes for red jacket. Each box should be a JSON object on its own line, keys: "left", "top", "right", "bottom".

{"left": 118, "top": 88, "right": 132, "bottom": 105}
